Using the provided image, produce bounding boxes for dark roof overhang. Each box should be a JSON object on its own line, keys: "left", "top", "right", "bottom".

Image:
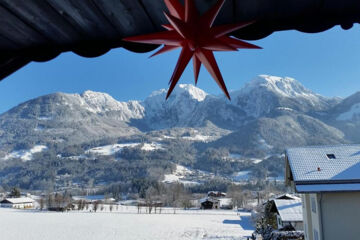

{"left": 0, "top": 0, "right": 359, "bottom": 81}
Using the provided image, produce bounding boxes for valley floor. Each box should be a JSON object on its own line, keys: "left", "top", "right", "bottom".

{"left": 0, "top": 207, "right": 254, "bottom": 240}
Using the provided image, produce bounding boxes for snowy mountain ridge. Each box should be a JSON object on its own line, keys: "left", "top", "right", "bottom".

{"left": 0, "top": 74, "right": 358, "bottom": 154}
{"left": 241, "top": 75, "right": 317, "bottom": 99}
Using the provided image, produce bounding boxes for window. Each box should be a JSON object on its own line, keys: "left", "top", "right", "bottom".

{"left": 311, "top": 197, "right": 316, "bottom": 213}
{"left": 326, "top": 154, "right": 336, "bottom": 159}
{"left": 314, "top": 229, "right": 319, "bottom": 240}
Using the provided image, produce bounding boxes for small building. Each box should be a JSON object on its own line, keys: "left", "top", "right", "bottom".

{"left": 207, "top": 191, "right": 226, "bottom": 198}
{"left": 200, "top": 197, "right": 220, "bottom": 209}
{"left": 0, "top": 197, "right": 35, "bottom": 209}
{"left": 285, "top": 144, "right": 360, "bottom": 240}
{"left": 268, "top": 199, "right": 303, "bottom": 230}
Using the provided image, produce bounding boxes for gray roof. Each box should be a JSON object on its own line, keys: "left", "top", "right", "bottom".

{"left": 274, "top": 199, "right": 303, "bottom": 222}
{"left": 1, "top": 197, "right": 35, "bottom": 204}
{"left": 286, "top": 144, "right": 360, "bottom": 192}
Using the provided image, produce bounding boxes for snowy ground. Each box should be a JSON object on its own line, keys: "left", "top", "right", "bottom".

{"left": 3, "top": 145, "right": 47, "bottom": 161}
{"left": 0, "top": 207, "right": 254, "bottom": 240}
{"left": 85, "top": 142, "right": 162, "bottom": 156}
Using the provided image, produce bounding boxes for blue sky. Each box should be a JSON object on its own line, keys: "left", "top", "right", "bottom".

{"left": 0, "top": 25, "right": 360, "bottom": 113}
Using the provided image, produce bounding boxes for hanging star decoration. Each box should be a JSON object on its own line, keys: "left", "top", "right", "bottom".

{"left": 123, "top": 0, "right": 261, "bottom": 99}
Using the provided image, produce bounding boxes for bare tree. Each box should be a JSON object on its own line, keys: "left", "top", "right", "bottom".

{"left": 47, "top": 194, "right": 54, "bottom": 210}
{"left": 145, "top": 187, "right": 158, "bottom": 214}
{"left": 93, "top": 201, "right": 99, "bottom": 212}
{"left": 54, "top": 193, "right": 63, "bottom": 209}
{"left": 39, "top": 198, "right": 44, "bottom": 211}
{"left": 180, "top": 192, "right": 192, "bottom": 210}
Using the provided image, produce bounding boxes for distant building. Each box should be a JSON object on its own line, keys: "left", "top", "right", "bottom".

{"left": 200, "top": 191, "right": 230, "bottom": 209}
{"left": 207, "top": 191, "right": 226, "bottom": 198}
{"left": 72, "top": 195, "right": 115, "bottom": 203}
{"left": 200, "top": 197, "right": 220, "bottom": 209}
{"left": 0, "top": 197, "right": 35, "bottom": 209}
{"left": 286, "top": 144, "right": 360, "bottom": 240}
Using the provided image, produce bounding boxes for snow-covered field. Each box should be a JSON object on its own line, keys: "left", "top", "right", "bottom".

{"left": 86, "top": 142, "right": 163, "bottom": 156}
{"left": 0, "top": 207, "right": 254, "bottom": 240}
{"left": 3, "top": 145, "right": 47, "bottom": 161}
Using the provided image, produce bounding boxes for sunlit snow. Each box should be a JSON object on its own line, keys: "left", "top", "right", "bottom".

{"left": 0, "top": 207, "right": 254, "bottom": 240}
{"left": 337, "top": 103, "right": 360, "bottom": 121}
{"left": 3, "top": 145, "right": 47, "bottom": 161}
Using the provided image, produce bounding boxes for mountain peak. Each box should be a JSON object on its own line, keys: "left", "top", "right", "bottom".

{"left": 81, "top": 90, "right": 113, "bottom": 100}
{"left": 243, "top": 75, "right": 315, "bottom": 99}
{"left": 174, "top": 84, "right": 208, "bottom": 102}
{"left": 147, "top": 84, "right": 208, "bottom": 102}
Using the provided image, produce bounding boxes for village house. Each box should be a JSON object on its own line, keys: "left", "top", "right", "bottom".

{"left": 200, "top": 191, "right": 231, "bottom": 209}
{"left": 266, "top": 198, "right": 303, "bottom": 230}
{"left": 0, "top": 197, "right": 35, "bottom": 209}
{"left": 285, "top": 144, "right": 360, "bottom": 240}
{"left": 263, "top": 193, "right": 303, "bottom": 230}
{"left": 200, "top": 197, "right": 220, "bottom": 209}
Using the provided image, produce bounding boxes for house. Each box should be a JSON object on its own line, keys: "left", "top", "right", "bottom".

{"left": 207, "top": 191, "right": 226, "bottom": 198}
{"left": 263, "top": 193, "right": 303, "bottom": 230}
{"left": 267, "top": 199, "right": 303, "bottom": 230}
{"left": 200, "top": 197, "right": 220, "bottom": 209}
{"left": 285, "top": 144, "right": 360, "bottom": 240}
{"left": 0, "top": 197, "right": 35, "bottom": 209}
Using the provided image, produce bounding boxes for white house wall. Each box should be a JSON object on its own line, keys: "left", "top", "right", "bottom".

{"left": 310, "top": 194, "right": 322, "bottom": 240}
{"left": 302, "top": 194, "right": 314, "bottom": 240}
{"left": 302, "top": 194, "right": 322, "bottom": 240}
{"left": 321, "top": 192, "right": 360, "bottom": 240}
{"left": 1, "top": 203, "right": 34, "bottom": 209}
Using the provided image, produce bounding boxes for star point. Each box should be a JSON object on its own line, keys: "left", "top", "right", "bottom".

{"left": 123, "top": 0, "right": 261, "bottom": 99}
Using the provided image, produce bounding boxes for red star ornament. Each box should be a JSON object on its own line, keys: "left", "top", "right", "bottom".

{"left": 124, "top": 0, "right": 261, "bottom": 100}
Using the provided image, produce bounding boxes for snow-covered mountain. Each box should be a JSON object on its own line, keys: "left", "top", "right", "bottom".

{"left": 143, "top": 84, "right": 208, "bottom": 129}
{"left": 2, "top": 74, "right": 360, "bottom": 191}
{"left": 0, "top": 74, "right": 356, "bottom": 156}
{"left": 230, "top": 75, "right": 335, "bottom": 117}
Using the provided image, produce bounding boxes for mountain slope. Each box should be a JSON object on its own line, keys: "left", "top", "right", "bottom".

{"left": 0, "top": 74, "right": 352, "bottom": 158}
{"left": 0, "top": 74, "right": 359, "bottom": 190}
{"left": 0, "top": 92, "right": 143, "bottom": 151}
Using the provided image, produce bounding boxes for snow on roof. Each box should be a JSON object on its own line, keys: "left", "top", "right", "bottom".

{"left": 269, "top": 194, "right": 300, "bottom": 202}
{"left": 286, "top": 144, "right": 360, "bottom": 183}
{"left": 274, "top": 199, "right": 303, "bottom": 222}
{"left": 2, "top": 197, "right": 35, "bottom": 204}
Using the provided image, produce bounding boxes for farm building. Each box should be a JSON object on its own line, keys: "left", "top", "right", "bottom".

{"left": 200, "top": 197, "right": 220, "bottom": 209}
{"left": 0, "top": 197, "right": 35, "bottom": 209}
{"left": 208, "top": 191, "right": 226, "bottom": 198}
{"left": 200, "top": 191, "right": 232, "bottom": 209}
{"left": 286, "top": 144, "right": 360, "bottom": 240}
